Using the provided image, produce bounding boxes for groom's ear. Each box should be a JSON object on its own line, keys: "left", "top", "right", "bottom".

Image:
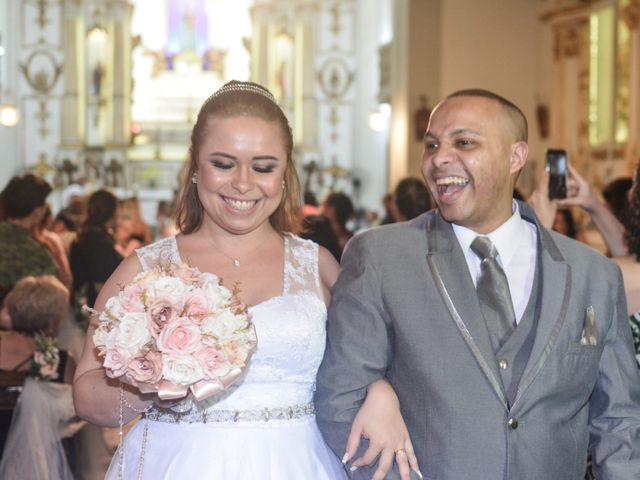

{"left": 510, "top": 141, "right": 528, "bottom": 184}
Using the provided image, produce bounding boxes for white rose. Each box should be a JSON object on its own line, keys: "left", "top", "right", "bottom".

{"left": 103, "top": 296, "right": 125, "bottom": 319}
{"left": 146, "top": 276, "right": 189, "bottom": 308}
{"left": 93, "top": 324, "right": 117, "bottom": 349}
{"left": 201, "top": 309, "right": 248, "bottom": 340}
{"left": 200, "top": 281, "right": 232, "bottom": 310}
{"left": 117, "top": 311, "right": 152, "bottom": 353}
{"left": 162, "top": 354, "right": 204, "bottom": 385}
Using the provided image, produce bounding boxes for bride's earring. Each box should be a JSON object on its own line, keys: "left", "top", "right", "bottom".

{"left": 192, "top": 173, "right": 198, "bottom": 184}
{"left": 281, "top": 180, "right": 285, "bottom": 190}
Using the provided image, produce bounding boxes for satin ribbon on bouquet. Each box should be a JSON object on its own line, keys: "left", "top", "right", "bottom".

{"left": 156, "top": 367, "right": 245, "bottom": 401}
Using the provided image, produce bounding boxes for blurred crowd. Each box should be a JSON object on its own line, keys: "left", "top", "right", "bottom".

{"left": 0, "top": 159, "right": 638, "bottom": 477}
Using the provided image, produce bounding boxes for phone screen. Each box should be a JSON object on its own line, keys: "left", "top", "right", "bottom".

{"left": 546, "top": 149, "right": 567, "bottom": 199}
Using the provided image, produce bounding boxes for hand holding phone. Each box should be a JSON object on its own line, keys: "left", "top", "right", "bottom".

{"left": 545, "top": 149, "right": 568, "bottom": 200}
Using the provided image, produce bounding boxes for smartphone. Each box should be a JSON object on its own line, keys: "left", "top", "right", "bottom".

{"left": 546, "top": 149, "right": 568, "bottom": 199}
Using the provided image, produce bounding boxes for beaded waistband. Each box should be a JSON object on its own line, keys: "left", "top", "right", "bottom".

{"left": 144, "top": 401, "right": 315, "bottom": 424}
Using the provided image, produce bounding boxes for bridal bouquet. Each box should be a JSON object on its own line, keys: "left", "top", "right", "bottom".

{"left": 91, "top": 263, "right": 257, "bottom": 401}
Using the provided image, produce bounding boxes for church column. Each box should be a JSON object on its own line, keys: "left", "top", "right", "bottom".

{"left": 61, "top": 0, "right": 84, "bottom": 149}
{"left": 250, "top": 5, "right": 270, "bottom": 87}
{"left": 621, "top": 0, "right": 640, "bottom": 174}
{"left": 293, "top": 4, "right": 319, "bottom": 155}
{"left": 108, "top": 0, "right": 132, "bottom": 147}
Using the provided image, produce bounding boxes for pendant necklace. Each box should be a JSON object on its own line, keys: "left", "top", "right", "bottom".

{"left": 212, "top": 243, "right": 241, "bottom": 267}
{"left": 208, "top": 237, "right": 246, "bottom": 268}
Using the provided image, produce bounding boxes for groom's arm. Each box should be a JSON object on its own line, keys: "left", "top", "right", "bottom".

{"left": 315, "top": 232, "right": 394, "bottom": 479}
{"left": 589, "top": 266, "right": 640, "bottom": 478}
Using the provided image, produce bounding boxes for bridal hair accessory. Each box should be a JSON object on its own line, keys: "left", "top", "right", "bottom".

{"left": 87, "top": 262, "right": 257, "bottom": 401}
{"left": 204, "top": 81, "right": 276, "bottom": 106}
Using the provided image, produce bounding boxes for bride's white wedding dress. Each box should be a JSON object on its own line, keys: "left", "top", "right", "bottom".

{"left": 106, "top": 234, "right": 347, "bottom": 479}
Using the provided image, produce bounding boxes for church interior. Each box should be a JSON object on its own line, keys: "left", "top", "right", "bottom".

{"left": 0, "top": 0, "right": 638, "bottom": 229}
{"left": 1, "top": 1, "right": 640, "bottom": 478}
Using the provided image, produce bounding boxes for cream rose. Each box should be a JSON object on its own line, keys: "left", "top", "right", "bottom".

{"left": 117, "top": 311, "right": 152, "bottom": 353}
{"left": 201, "top": 309, "right": 249, "bottom": 340}
{"left": 162, "top": 354, "right": 204, "bottom": 385}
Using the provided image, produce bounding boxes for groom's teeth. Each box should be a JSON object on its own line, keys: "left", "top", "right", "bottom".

{"left": 225, "top": 198, "right": 256, "bottom": 210}
{"left": 436, "top": 176, "right": 468, "bottom": 186}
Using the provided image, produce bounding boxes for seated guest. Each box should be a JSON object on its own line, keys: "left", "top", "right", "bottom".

{"left": 0, "top": 174, "right": 57, "bottom": 303}
{"left": 0, "top": 275, "right": 80, "bottom": 479}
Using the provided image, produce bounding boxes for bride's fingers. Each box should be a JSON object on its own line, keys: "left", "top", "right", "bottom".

{"left": 350, "top": 441, "right": 382, "bottom": 469}
{"left": 343, "top": 421, "right": 363, "bottom": 464}
{"left": 395, "top": 448, "right": 412, "bottom": 480}
{"left": 404, "top": 440, "right": 423, "bottom": 479}
{"left": 371, "top": 448, "right": 394, "bottom": 480}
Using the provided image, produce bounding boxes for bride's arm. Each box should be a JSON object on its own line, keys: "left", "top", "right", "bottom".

{"left": 346, "top": 379, "right": 422, "bottom": 479}
{"left": 72, "top": 254, "right": 155, "bottom": 427}
{"left": 318, "top": 247, "right": 421, "bottom": 479}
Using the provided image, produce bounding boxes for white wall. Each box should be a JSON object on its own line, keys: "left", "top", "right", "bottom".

{"left": 439, "top": 0, "right": 550, "bottom": 192}
{"left": 0, "top": 0, "right": 22, "bottom": 189}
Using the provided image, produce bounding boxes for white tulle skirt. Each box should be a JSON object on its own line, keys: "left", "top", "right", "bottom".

{"left": 106, "top": 415, "right": 347, "bottom": 479}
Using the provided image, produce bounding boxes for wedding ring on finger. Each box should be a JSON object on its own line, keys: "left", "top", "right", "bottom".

{"left": 394, "top": 448, "right": 406, "bottom": 456}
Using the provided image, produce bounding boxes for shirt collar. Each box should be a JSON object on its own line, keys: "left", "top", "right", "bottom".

{"left": 452, "top": 200, "right": 526, "bottom": 267}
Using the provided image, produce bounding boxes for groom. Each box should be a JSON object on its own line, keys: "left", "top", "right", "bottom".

{"left": 315, "top": 89, "right": 640, "bottom": 479}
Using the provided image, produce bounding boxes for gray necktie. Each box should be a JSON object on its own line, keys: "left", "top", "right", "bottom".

{"left": 471, "top": 236, "right": 516, "bottom": 350}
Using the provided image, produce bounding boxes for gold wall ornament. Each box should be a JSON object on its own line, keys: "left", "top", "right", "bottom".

{"left": 621, "top": 0, "right": 640, "bottom": 30}
{"left": 317, "top": 57, "right": 354, "bottom": 102}
{"left": 30, "top": 153, "right": 55, "bottom": 177}
{"left": 329, "top": 2, "right": 342, "bottom": 35}
{"left": 552, "top": 22, "right": 584, "bottom": 60}
{"left": 36, "top": 0, "right": 50, "bottom": 29}
{"left": 37, "top": 101, "right": 50, "bottom": 138}
{"left": 20, "top": 49, "right": 63, "bottom": 95}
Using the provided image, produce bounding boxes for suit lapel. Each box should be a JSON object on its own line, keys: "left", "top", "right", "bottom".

{"left": 425, "top": 213, "right": 508, "bottom": 408}
{"left": 512, "top": 216, "right": 571, "bottom": 407}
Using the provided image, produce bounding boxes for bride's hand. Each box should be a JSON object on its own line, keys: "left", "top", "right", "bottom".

{"left": 345, "top": 379, "right": 422, "bottom": 480}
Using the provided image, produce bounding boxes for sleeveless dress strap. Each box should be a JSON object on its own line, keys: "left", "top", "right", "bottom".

{"left": 136, "top": 236, "right": 181, "bottom": 272}
{"left": 283, "top": 234, "right": 323, "bottom": 301}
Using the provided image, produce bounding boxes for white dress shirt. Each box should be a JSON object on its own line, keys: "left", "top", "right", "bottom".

{"left": 452, "top": 201, "right": 538, "bottom": 323}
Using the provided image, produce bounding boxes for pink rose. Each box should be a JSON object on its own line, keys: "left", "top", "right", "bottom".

{"left": 146, "top": 297, "right": 181, "bottom": 337}
{"left": 173, "top": 264, "right": 204, "bottom": 285}
{"left": 103, "top": 346, "right": 132, "bottom": 378}
{"left": 119, "top": 284, "right": 145, "bottom": 312}
{"left": 127, "top": 350, "right": 163, "bottom": 385}
{"left": 157, "top": 318, "right": 202, "bottom": 354}
{"left": 183, "top": 290, "right": 212, "bottom": 324}
{"left": 195, "top": 347, "right": 231, "bottom": 379}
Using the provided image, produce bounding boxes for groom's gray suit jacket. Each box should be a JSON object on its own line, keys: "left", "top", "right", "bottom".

{"left": 315, "top": 202, "right": 640, "bottom": 480}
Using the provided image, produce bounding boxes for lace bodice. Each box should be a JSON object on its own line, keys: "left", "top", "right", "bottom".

{"left": 136, "top": 234, "right": 327, "bottom": 419}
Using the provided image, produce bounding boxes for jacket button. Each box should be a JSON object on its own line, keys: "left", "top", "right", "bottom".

{"left": 508, "top": 417, "right": 518, "bottom": 429}
{"left": 498, "top": 358, "right": 508, "bottom": 369}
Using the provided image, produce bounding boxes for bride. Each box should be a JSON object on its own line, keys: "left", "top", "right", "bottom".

{"left": 73, "top": 81, "right": 417, "bottom": 479}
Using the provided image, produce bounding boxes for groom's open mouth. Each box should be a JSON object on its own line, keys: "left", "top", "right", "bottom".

{"left": 435, "top": 175, "right": 469, "bottom": 197}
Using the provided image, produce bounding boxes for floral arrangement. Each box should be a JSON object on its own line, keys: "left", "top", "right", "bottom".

{"left": 91, "top": 263, "right": 257, "bottom": 401}
{"left": 30, "top": 333, "right": 60, "bottom": 381}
